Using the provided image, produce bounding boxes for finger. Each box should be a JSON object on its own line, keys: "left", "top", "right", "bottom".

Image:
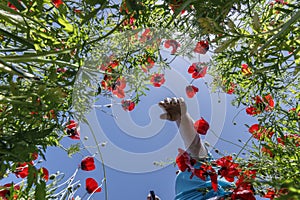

{"left": 171, "top": 97, "right": 178, "bottom": 105}
{"left": 158, "top": 101, "right": 167, "bottom": 109}
{"left": 164, "top": 97, "right": 171, "bottom": 104}
{"left": 178, "top": 97, "right": 185, "bottom": 104}
{"left": 160, "top": 113, "right": 170, "bottom": 120}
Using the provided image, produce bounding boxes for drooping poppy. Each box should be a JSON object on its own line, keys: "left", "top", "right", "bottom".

{"left": 193, "top": 40, "right": 209, "bottom": 54}
{"left": 150, "top": 74, "right": 165, "bottom": 87}
{"left": 164, "top": 39, "right": 180, "bottom": 54}
{"left": 185, "top": 85, "right": 199, "bottom": 98}
{"left": 66, "top": 120, "right": 80, "bottom": 140}
{"left": 121, "top": 99, "right": 135, "bottom": 111}
{"left": 81, "top": 157, "right": 96, "bottom": 171}
{"left": 40, "top": 167, "right": 49, "bottom": 181}
{"left": 188, "top": 63, "right": 208, "bottom": 79}
{"left": 86, "top": 178, "right": 102, "bottom": 194}
{"left": 194, "top": 117, "right": 210, "bottom": 135}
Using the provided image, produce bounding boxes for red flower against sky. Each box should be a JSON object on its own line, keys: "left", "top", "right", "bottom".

{"left": 14, "top": 162, "right": 30, "bottom": 178}
{"left": 216, "top": 156, "right": 240, "bottom": 182}
{"left": 40, "top": 167, "right": 49, "bottom": 181}
{"left": 164, "top": 39, "right": 180, "bottom": 54}
{"left": 86, "top": 178, "right": 102, "bottom": 194}
{"left": 188, "top": 63, "right": 208, "bottom": 79}
{"left": 150, "top": 73, "right": 165, "bottom": 87}
{"left": 66, "top": 120, "right": 80, "bottom": 140}
{"left": 194, "top": 117, "right": 209, "bottom": 135}
{"left": 193, "top": 40, "right": 209, "bottom": 54}
{"left": 112, "top": 77, "right": 126, "bottom": 98}
{"left": 52, "top": 0, "right": 63, "bottom": 8}
{"left": 241, "top": 64, "right": 252, "bottom": 75}
{"left": 175, "top": 148, "right": 196, "bottom": 172}
{"left": 81, "top": 157, "right": 96, "bottom": 171}
{"left": 248, "top": 124, "right": 274, "bottom": 140}
{"left": 185, "top": 85, "right": 199, "bottom": 98}
{"left": 121, "top": 99, "right": 135, "bottom": 111}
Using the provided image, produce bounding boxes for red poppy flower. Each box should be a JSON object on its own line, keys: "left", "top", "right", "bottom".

{"left": 231, "top": 179, "right": 255, "bottom": 200}
{"left": 164, "top": 39, "right": 180, "bottom": 54}
{"left": 150, "top": 74, "right": 165, "bottom": 87}
{"left": 246, "top": 106, "right": 260, "bottom": 116}
{"left": 193, "top": 40, "right": 209, "bottom": 54}
{"left": 52, "top": 0, "right": 63, "bottom": 8}
{"left": 194, "top": 164, "right": 218, "bottom": 191}
{"left": 261, "top": 146, "right": 274, "bottom": 157}
{"left": 216, "top": 156, "right": 240, "bottom": 182}
{"left": 241, "top": 64, "right": 252, "bottom": 75}
{"left": 194, "top": 117, "right": 209, "bottom": 135}
{"left": 140, "top": 28, "right": 151, "bottom": 43}
{"left": 8, "top": 1, "right": 21, "bottom": 11}
{"left": 185, "top": 85, "right": 199, "bottom": 98}
{"left": 188, "top": 63, "right": 208, "bottom": 79}
{"left": 15, "top": 162, "right": 30, "bottom": 178}
{"left": 108, "top": 60, "right": 119, "bottom": 68}
{"left": 81, "top": 157, "right": 96, "bottom": 171}
{"left": 264, "top": 94, "right": 274, "bottom": 110}
{"left": 0, "top": 183, "right": 20, "bottom": 200}
{"left": 226, "top": 82, "right": 236, "bottom": 94}
{"left": 86, "top": 178, "right": 102, "bottom": 194}
{"left": 175, "top": 148, "right": 196, "bottom": 172}
{"left": 121, "top": 99, "right": 135, "bottom": 111}
{"left": 248, "top": 124, "right": 274, "bottom": 140}
{"left": 40, "top": 167, "right": 49, "bottom": 181}
{"left": 66, "top": 120, "right": 80, "bottom": 140}
{"left": 112, "top": 77, "right": 126, "bottom": 98}
{"left": 141, "top": 57, "right": 155, "bottom": 73}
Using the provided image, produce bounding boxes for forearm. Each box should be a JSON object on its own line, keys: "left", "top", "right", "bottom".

{"left": 176, "top": 113, "right": 208, "bottom": 158}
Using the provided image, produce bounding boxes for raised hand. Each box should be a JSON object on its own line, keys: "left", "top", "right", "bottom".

{"left": 158, "top": 97, "right": 187, "bottom": 121}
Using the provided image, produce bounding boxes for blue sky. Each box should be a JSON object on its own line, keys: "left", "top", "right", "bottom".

{"left": 0, "top": 52, "right": 266, "bottom": 200}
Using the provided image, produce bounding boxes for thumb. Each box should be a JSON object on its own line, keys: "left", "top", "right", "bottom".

{"left": 160, "top": 113, "right": 170, "bottom": 120}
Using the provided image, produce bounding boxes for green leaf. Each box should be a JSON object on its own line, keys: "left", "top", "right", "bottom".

{"left": 35, "top": 180, "right": 46, "bottom": 199}
{"left": 252, "top": 11, "right": 260, "bottom": 32}
{"left": 58, "top": 17, "right": 74, "bottom": 33}
{"left": 214, "top": 38, "right": 237, "bottom": 53}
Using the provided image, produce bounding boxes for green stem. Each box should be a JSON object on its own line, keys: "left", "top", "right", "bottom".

{"left": 86, "top": 121, "right": 108, "bottom": 200}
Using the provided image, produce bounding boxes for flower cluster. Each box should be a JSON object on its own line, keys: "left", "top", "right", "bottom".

{"left": 176, "top": 149, "right": 256, "bottom": 199}
{"left": 246, "top": 94, "right": 274, "bottom": 116}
